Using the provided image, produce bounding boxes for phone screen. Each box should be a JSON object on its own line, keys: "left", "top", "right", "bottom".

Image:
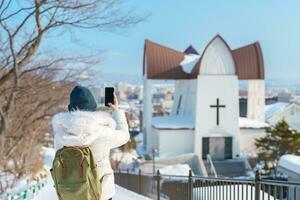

{"left": 105, "top": 87, "right": 114, "bottom": 107}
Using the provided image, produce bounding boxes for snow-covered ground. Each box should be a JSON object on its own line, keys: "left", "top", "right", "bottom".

{"left": 32, "top": 176, "right": 151, "bottom": 200}
{"left": 160, "top": 164, "right": 192, "bottom": 176}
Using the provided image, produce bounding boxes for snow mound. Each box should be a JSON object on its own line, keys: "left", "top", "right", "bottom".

{"left": 159, "top": 164, "right": 192, "bottom": 176}
{"left": 180, "top": 54, "right": 200, "bottom": 73}
{"left": 278, "top": 154, "right": 300, "bottom": 175}
{"left": 114, "top": 185, "right": 152, "bottom": 200}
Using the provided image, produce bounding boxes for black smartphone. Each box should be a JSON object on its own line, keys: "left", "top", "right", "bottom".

{"left": 105, "top": 87, "right": 114, "bottom": 107}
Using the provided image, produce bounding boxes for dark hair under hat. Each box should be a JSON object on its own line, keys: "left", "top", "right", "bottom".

{"left": 68, "top": 85, "right": 97, "bottom": 112}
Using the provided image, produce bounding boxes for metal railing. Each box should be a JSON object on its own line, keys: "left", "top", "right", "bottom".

{"left": 1, "top": 180, "right": 47, "bottom": 200}
{"left": 115, "top": 170, "right": 300, "bottom": 200}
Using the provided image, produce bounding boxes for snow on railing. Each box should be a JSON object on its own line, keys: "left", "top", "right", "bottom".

{"left": 2, "top": 180, "right": 47, "bottom": 200}
{"left": 206, "top": 154, "right": 218, "bottom": 178}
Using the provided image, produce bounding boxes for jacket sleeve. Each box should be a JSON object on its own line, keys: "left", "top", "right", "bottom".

{"left": 108, "top": 109, "right": 130, "bottom": 149}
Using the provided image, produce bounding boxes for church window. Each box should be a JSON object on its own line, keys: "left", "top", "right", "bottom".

{"left": 176, "top": 95, "right": 182, "bottom": 115}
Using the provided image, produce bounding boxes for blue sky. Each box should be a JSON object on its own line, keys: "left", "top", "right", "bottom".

{"left": 44, "top": 0, "right": 300, "bottom": 81}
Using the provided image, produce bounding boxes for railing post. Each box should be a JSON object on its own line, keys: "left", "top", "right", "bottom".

{"left": 127, "top": 168, "right": 130, "bottom": 189}
{"left": 188, "top": 170, "right": 193, "bottom": 200}
{"left": 23, "top": 190, "right": 27, "bottom": 199}
{"left": 138, "top": 169, "right": 142, "bottom": 194}
{"left": 157, "top": 170, "right": 161, "bottom": 200}
{"left": 255, "top": 170, "right": 261, "bottom": 200}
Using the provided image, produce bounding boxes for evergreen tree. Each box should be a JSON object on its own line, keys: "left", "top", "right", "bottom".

{"left": 255, "top": 120, "right": 300, "bottom": 173}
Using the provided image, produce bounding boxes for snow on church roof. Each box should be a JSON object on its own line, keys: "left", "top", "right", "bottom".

{"left": 152, "top": 115, "right": 195, "bottom": 130}
{"left": 144, "top": 35, "right": 264, "bottom": 80}
{"left": 239, "top": 117, "right": 269, "bottom": 129}
{"left": 180, "top": 54, "right": 201, "bottom": 73}
{"left": 152, "top": 115, "right": 268, "bottom": 130}
{"left": 265, "top": 102, "right": 290, "bottom": 119}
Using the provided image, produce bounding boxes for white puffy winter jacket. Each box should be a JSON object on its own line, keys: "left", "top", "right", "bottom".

{"left": 51, "top": 109, "right": 130, "bottom": 200}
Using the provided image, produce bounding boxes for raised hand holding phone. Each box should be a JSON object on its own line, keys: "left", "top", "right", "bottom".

{"left": 108, "top": 93, "right": 119, "bottom": 111}
{"left": 105, "top": 87, "right": 114, "bottom": 106}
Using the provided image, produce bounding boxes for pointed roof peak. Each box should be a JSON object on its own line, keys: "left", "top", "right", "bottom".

{"left": 184, "top": 45, "right": 199, "bottom": 55}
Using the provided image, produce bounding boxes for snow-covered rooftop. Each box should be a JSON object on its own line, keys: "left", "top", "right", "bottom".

{"left": 239, "top": 117, "right": 269, "bottom": 129}
{"left": 152, "top": 115, "right": 268, "bottom": 129}
{"left": 152, "top": 115, "right": 195, "bottom": 129}
{"left": 278, "top": 154, "right": 300, "bottom": 175}
{"left": 265, "top": 102, "right": 290, "bottom": 119}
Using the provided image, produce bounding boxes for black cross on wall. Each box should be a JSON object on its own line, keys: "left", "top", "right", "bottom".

{"left": 210, "top": 98, "right": 226, "bottom": 126}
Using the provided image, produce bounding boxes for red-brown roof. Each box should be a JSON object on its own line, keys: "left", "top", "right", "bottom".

{"left": 143, "top": 36, "right": 265, "bottom": 80}
{"left": 232, "top": 42, "right": 265, "bottom": 80}
{"left": 143, "top": 40, "right": 192, "bottom": 79}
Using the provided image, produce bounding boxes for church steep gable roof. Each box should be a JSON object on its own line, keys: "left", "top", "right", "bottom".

{"left": 144, "top": 36, "right": 265, "bottom": 80}
{"left": 196, "top": 35, "right": 236, "bottom": 75}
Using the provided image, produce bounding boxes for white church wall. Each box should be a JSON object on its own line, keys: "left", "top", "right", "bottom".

{"left": 239, "top": 128, "right": 266, "bottom": 157}
{"left": 195, "top": 75, "right": 240, "bottom": 159}
{"left": 247, "top": 80, "right": 265, "bottom": 122}
{"left": 200, "top": 36, "right": 235, "bottom": 75}
{"left": 153, "top": 128, "right": 194, "bottom": 158}
{"left": 171, "top": 80, "right": 197, "bottom": 116}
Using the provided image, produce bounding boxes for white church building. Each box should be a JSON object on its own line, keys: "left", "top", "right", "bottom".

{"left": 142, "top": 35, "right": 269, "bottom": 162}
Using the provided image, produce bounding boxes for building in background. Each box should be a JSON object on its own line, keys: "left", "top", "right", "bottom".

{"left": 265, "top": 102, "right": 300, "bottom": 131}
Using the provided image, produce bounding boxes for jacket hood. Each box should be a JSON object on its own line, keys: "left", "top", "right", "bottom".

{"left": 52, "top": 111, "right": 116, "bottom": 146}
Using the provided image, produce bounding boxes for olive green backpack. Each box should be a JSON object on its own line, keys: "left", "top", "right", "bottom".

{"left": 50, "top": 146, "right": 101, "bottom": 200}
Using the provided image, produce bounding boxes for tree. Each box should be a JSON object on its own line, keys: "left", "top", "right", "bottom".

{"left": 0, "top": 0, "right": 144, "bottom": 192}
{"left": 0, "top": 66, "right": 76, "bottom": 192}
{"left": 255, "top": 120, "right": 300, "bottom": 174}
{"left": 0, "top": 0, "right": 144, "bottom": 137}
